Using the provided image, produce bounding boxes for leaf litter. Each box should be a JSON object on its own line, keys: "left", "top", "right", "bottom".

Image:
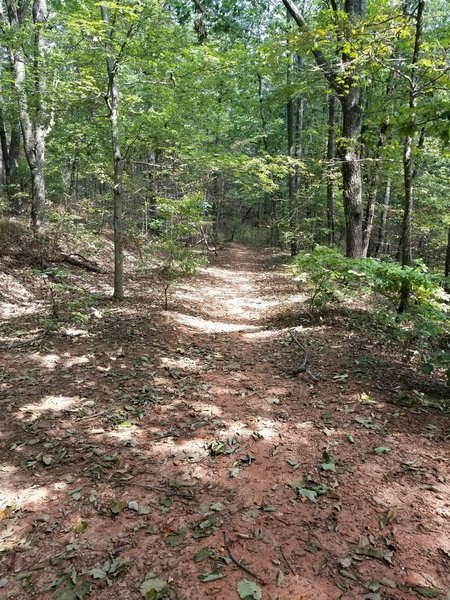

{"left": 1, "top": 244, "right": 449, "bottom": 599}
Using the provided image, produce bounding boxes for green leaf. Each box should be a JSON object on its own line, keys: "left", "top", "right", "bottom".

{"left": 140, "top": 577, "right": 169, "bottom": 599}
{"left": 166, "top": 527, "right": 186, "bottom": 547}
{"left": 297, "top": 488, "right": 317, "bottom": 502}
{"left": 354, "top": 546, "right": 383, "bottom": 559}
{"left": 198, "top": 571, "right": 224, "bottom": 582}
{"left": 89, "top": 568, "right": 106, "bottom": 580}
{"left": 374, "top": 447, "right": 391, "bottom": 455}
{"left": 237, "top": 579, "right": 262, "bottom": 600}
{"left": 74, "top": 520, "right": 88, "bottom": 534}
{"left": 412, "top": 586, "right": 440, "bottom": 598}
{"left": 194, "top": 547, "right": 213, "bottom": 562}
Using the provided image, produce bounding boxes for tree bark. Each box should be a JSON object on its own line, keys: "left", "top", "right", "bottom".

{"left": 339, "top": 87, "right": 363, "bottom": 258}
{"left": 445, "top": 227, "right": 450, "bottom": 292}
{"left": 282, "top": 0, "right": 366, "bottom": 258}
{"left": 101, "top": 5, "right": 124, "bottom": 301}
{"left": 257, "top": 73, "right": 268, "bottom": 153}
{"left": 398, "top": 0, "right": 425, "bottom": 313}
{"left": 326, "top": 94, "right": 336, "bottom": 246}
{"left": 286, "top": 19, "right": 299, "bottom": 256}
{"left": 374, "top": 178, "right": 391, "bottom": 257}
{"left": 8, "top": 124, "right": 22, "bottom": 212}
{"left": 3, "top": 0, "right": 49, "bottom": 230}
{"left": 362, "top": 74, "right": 394, "bottom": 257}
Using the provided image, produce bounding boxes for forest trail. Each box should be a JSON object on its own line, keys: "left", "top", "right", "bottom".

{"left": 1, "top": 244, "right": 450, "bottom": 600}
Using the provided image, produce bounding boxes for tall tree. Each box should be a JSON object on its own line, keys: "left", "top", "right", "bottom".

{"left": 101, "top": 4, "right": 125, "bottom": 300}
{"left": 326, "top": 93, "right": 336, "bottom": 246}
{"left": 398, "top": 0, "right": 425, "bottom": 313}
{"left": 282, "top": 0, "right": 367, "bottom": 258}
{"left": 2, "top": 0, "right": 50, "bottom": 230}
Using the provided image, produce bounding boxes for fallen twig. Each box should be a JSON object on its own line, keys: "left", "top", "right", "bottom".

{"left": 279, "top": 545, "right": 296, "bottom": 575}
{"left": 288, "top": 330, "right": 319, "bottom": 381}
{"left": 223, "top": 532, "right": 265, "bottom": 583}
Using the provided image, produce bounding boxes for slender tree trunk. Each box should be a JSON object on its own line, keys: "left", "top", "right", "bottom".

{"left": 8, "top": 124, "right": 22, "bottom": 212}
{"left": 257, "top": 73, "right": 268, "bottom": 152}
{"left": 145, "top": 149, "right": 159, "bottom": 230}
{"left": 401, "top": 133, "right": 414, "bottom": 268}
{"left": 286, "top": 41, "right": 298, "bottom": 256}
{"left": 326, "top": 94, "right": 336, "bottom": 246}
{"left": 4, "top": 0, "right": 48, "bottom": 230}
{"left": 102, "top": 5, "right": 124, "bottom": 301}
{"left": 374, "top": 177, "right": 391, "bottom": 257}
{"left": 445, "top": 227, "right": 450, "bottom": 293}
{"left": 362, "top": 177, "right": 378, "bottom": 257}
{"left": 398, "top": 0, "right": 425, "bottom": 313}
{"left": 362, "top": 89, "right": 393, "bottom": 256}
{"left": 286, "top": 20, "right": 304, "bottom": 257}
{"left": 0, "top": 107, "right": 8, "bottom": 187}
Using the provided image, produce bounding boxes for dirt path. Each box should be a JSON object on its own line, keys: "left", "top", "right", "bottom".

{"left": 1, "top": 244, "right": 450, "bottom": 600}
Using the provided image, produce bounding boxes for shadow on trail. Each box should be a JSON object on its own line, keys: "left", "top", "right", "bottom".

{"left": 1, "top": 243, "right": 449, "bottom": 600}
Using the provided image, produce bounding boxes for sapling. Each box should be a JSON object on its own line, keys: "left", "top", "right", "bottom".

{"left": 149, "top": 193, "right": 209, "bottom": 309}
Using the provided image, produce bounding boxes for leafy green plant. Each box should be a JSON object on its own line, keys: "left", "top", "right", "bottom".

{"left": 291, "top": 246, "right": 449, "bottom": 382}
{"left": 146, "top": 193, "right": 209, "bottom": 309}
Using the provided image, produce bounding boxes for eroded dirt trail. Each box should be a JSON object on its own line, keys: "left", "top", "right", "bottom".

{"left": 1, "top": 244, "right": 450, "bottom": 600}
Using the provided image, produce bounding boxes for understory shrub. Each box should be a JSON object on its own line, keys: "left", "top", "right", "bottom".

{"left": 144, "top": 193, "right": 209, "bottom": 309}
{"left": 291, "top": 246, "right": 450, "bottom": 383}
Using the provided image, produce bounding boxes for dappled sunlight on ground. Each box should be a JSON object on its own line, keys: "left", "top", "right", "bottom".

{"left": 18, "top": 395, "right": 83, "bottom": 419}
{"left": 166, "top": 312, "right": 260, "bottom": 333}
{"left": 0, "top": 244, "right": 449, "bottom": 599}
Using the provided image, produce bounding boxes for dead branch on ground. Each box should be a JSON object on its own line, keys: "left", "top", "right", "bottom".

{"left": 288, "top": 330, "right": 319, "bottom": 381}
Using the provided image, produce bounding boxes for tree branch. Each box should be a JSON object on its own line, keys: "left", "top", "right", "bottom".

{"left": 282, "top": 0, "right": 339, "bottom": 92}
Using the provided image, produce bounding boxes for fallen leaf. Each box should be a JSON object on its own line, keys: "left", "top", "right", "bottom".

{"left": 194, "top": 547, "right": 213, "bottom": 562}
{"left": 74, "top": 520, "right": 88, "bottom": 534}
{"left": 198, "top": 571, "right": 224, "bottom": 582}
{"left": 413, "top": 586, "right": 441, "bottom": 598}
{"left": 237, "top": 579, "right": 262, "bottom": 600}
{"left": 374, "top": 446, "right": 391, "bottom": 455}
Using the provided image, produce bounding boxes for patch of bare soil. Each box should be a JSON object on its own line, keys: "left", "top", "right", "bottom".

{"left": 1, "top": 243, "right": 449, "bottom": 600}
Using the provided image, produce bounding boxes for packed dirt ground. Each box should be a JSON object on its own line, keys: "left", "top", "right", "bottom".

{"left": 1, "top": 243, "right": 449, "bottom": 600}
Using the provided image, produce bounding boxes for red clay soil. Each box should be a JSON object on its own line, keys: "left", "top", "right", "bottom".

{"left": 1, "top": 243, "right": 449, "bottom": 600}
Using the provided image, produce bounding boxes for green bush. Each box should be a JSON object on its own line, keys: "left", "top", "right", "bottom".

{"left": 291, "top": 246, "right": 449, "bottom": 383}
{"left": 145, "top": 192, "right": 210, "bottom": 309}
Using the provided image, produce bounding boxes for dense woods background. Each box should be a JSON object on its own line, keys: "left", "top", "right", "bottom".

{"left": 0, "top": 0, "right": 449, "bottom": 375}
{"left": 1, "top": 3, "right": 450, "bottom": 598}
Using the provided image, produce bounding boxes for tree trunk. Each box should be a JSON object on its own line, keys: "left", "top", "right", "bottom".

{"left": 282, "top": 0, "right": 366, "bottom": 258}
{"left": 286, "top": 23, "right": 304, "bottom": 257}
{"left": 101, "top": 5, "right": 124, "bottom": 301}
{"left": 401, "top": 133, "right": 414, "bottom": 268}
{"left": 286, "top": 41, "right": 298, "bottom": 256}
{"left": 362, "top": 174, "right": 378, "bottom": 257}
{"left": 8, "top": 124, "right": 22, "bottom": 212}
{"left": 30, "top": 151, "right": 45, "bottom": 230}
{"left": 0, "top": 107, "right": 8, "bottom": 186}
{"left": 4, "top": 0, "right": 48, "bottom": 230}
{"left": 339, "top": 87, "right": 363, "bottom": 258}
{"left": 445, "top": 227, "right": 450, "bottom": 292}
{"left": 374, "top": 178, "right": 391, "bottom": 257}
{"left": 257, "top": 73, "right": 268, "bottom": 152}
{"left": 326, "top": 94, "right": 336, "bottom": 246}
{"left": 398, "top": 0, "right": 425, "bottom": 313}
{"left": 362, "top": 117, "right": 392, "bottom": 255}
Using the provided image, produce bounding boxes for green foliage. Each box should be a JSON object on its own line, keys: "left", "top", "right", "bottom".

{"left": 146, "top": 193, "right": 209, "bottom": 309}
{"left": 292, "top": 247, "right": 449, "bottom": 381}
{"left": 40, "top": 266, "right": 95, "bottom": 330}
